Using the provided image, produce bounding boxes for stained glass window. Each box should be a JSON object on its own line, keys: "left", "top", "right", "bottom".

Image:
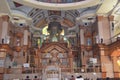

{"left": 42, "top": 25, "right": 49, "bottom": 35}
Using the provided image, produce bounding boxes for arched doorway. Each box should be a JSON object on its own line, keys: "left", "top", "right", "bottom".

{"left": 111, "top": 48, "right": 120, "bottom": 78}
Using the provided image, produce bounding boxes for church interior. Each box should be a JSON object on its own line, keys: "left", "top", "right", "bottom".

{"left": 0, "top": 0, "right": 120, "bottom": 80}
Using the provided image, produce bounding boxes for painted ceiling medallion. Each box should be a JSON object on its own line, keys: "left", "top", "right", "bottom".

{"left": 34, "top": 0, "right": 85, "bottom": 3}
{"left": 13, "top": 0, "right": 101, "bottom": 10}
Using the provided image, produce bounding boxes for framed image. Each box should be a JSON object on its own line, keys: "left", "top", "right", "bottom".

{"left": 23, "top": 63, "right": 30, "bottom": 67}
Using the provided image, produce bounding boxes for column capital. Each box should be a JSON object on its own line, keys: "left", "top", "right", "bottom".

{"left": 2, "top": 15, "right": 9, "bottom": 22}
{"left": 97, "top": 16, "right": 103, "bottom": 21}
{"left": 109, "top": 15, "right": 114, "bottom": 21}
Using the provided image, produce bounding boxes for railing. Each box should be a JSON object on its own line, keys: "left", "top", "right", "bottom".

{"left": 4, "top": 67, "right": 101, "bottom": 80}
{"left": 4, "top": 67, "right": 42, "bottom": 74}
{"left": 4, "top": 72, "right": 102, "bottom": 80}
{"left": 4, "top": 73, "right": 41, "bottom": 80}
{"left": 35, "top": 0, "right": 85, "bottom": 3}
{"left": 73, "top": 66, "right": 101, "bottom": 73}
{"left": 4, "top": 66, "right": 101, "bottom": 74}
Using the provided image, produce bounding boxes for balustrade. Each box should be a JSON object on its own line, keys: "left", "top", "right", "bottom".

{"left": 4, "top": 66, "right": 100, "bottom": 74}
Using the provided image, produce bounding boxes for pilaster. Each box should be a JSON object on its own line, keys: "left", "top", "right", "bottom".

{"left": 98, "top": 44, "right": 107, "bottom": 78}
{"left": 1, "top": 15, "right": 9, "bottom": 44}
{"left": 97, "top": 15, "right": 111, "bottom": 44}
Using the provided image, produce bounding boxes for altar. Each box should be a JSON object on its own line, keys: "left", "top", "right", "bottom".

{"left": 43, "top": 65, "right": 61, "bottom": 80}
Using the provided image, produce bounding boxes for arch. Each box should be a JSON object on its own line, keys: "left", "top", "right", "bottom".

{"left": 111, "top": 48, "right": 120, "bottom": 57}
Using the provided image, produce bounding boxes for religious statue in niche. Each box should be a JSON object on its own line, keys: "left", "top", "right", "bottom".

{"left": 84, "top": 30, "right": 92, "bottom": 51}
{"left": 86, "top": 37, "right": 92, "bottom": 51}
{"left": 47, "top": 22, "right": 62, "bottom": 42}
{"left": 87, "top": 38, "right": 92, "bottom": 46}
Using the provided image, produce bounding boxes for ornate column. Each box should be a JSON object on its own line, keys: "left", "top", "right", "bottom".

{"left": 23, "top": 29, "right": 29, "bottom": 63}
{"left": 69, "top": 48, "right": 74, "bottom": 73}
{"left": 80, "top": 27, "right": 85, "bottom": 68}
{"left": 80, "top": 27, "right": 85, "bottom": 46}
{"left": 23, "top": 29, "right": 29, "bottom": 45}
{"left": 35, "top": 49, "right": 39, "bottom": 68}
{"left": 38, "top": 49, "right": 42, "bottom": 68}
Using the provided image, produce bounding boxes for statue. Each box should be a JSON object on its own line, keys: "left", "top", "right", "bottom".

{"left": 47, "top": 22, "right": 62, "bottom": 42}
